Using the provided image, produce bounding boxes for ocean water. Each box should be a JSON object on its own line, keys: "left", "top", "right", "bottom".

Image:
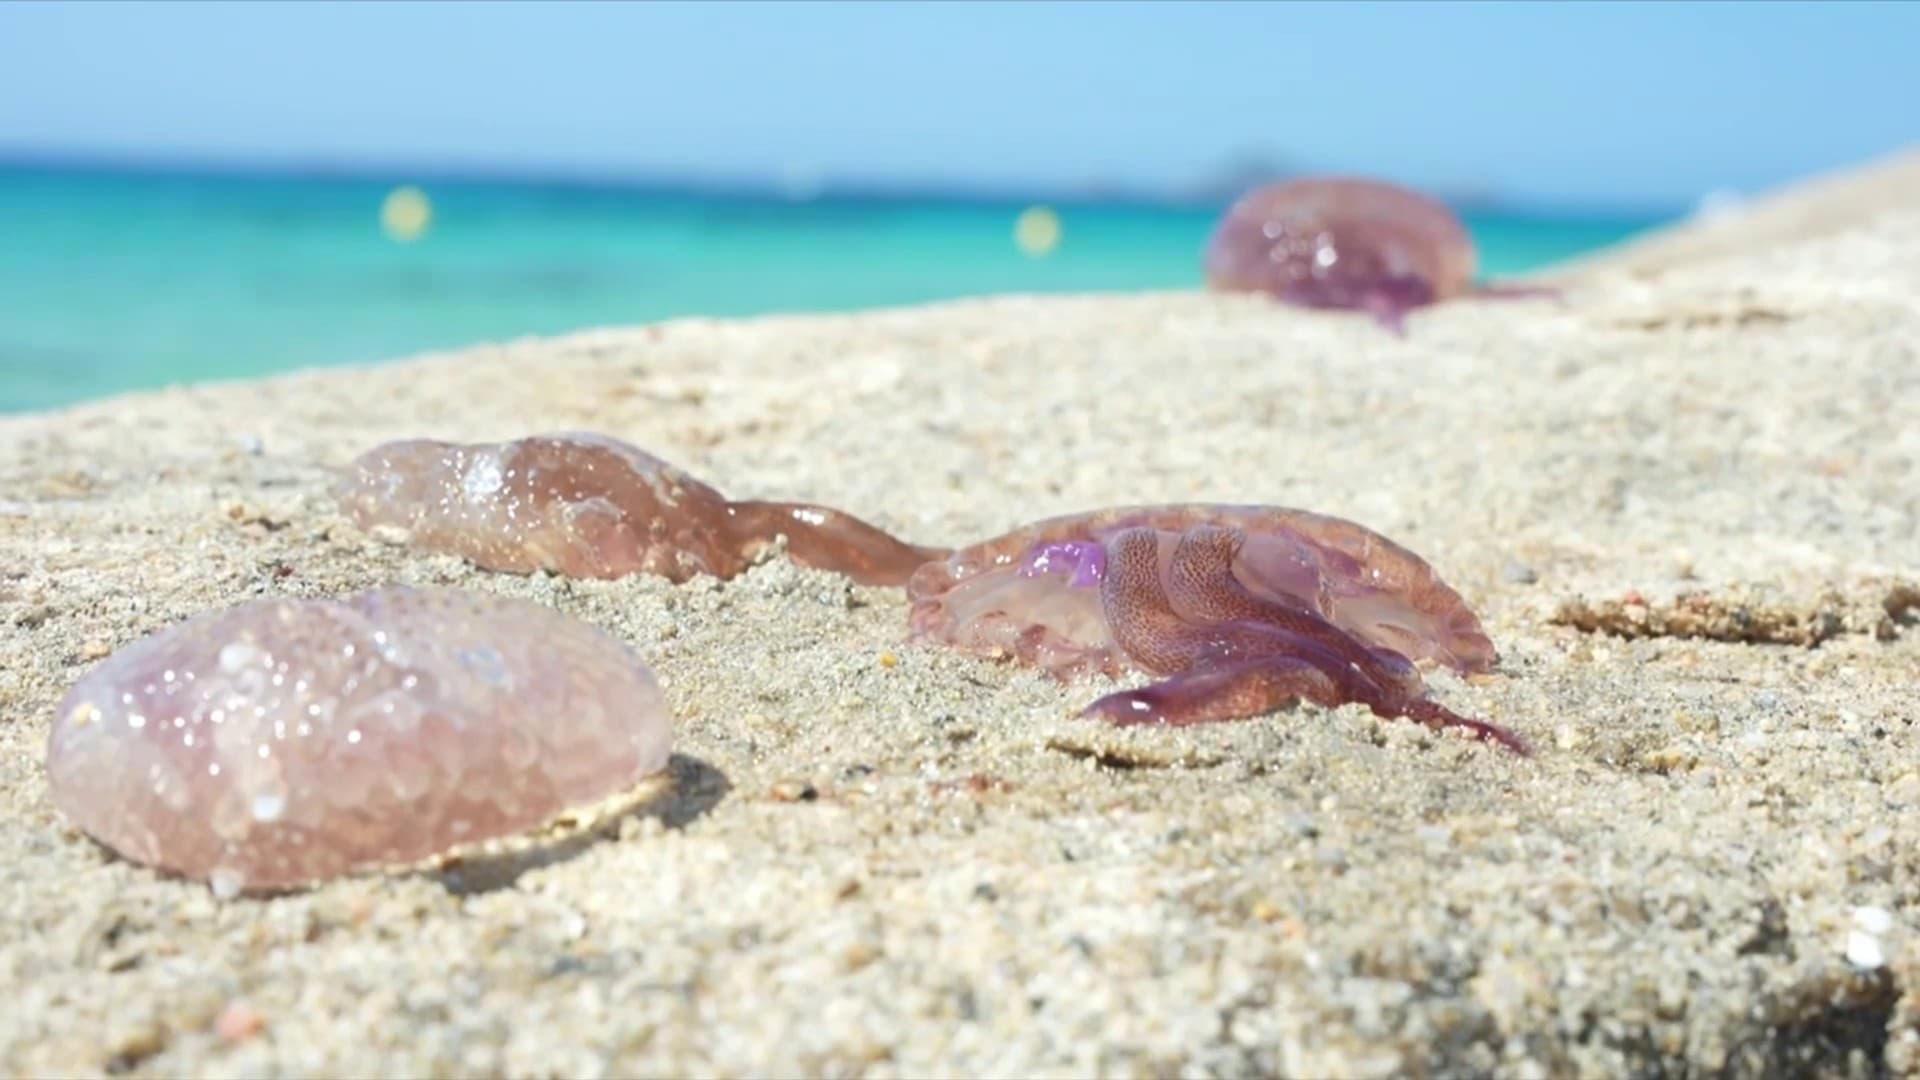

{"left": 0, "top": 165, "right": 1672, "bottom": 413}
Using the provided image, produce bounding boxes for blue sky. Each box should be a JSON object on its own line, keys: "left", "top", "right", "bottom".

{"left": 0, "top": 1, "right": 1914, "bottom": 210}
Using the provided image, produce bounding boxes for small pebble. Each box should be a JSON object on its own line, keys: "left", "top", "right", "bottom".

{"left": 1845, "top": 930, "right": 1886, "bottom": 970}
{"left": 1888, "top": 773, "right": 1920, "bottom": 804}
{"left": 1845, "top": 906, "right": 1894, "bottom": 969}
{"left": 1501, "top": 561, "right": 1540, "bottom": 585}
{"left": 1314, "top": 846, "right": 1349, "bottom": 872}
{"left": 214, "top": 1001, "right": 266, "bottom": 1043}
{"left": 1853, "top": 905, "right": 1895, "bottom": 935}
{"left": 768, "top": 780, "right": 819, "bottom": 803}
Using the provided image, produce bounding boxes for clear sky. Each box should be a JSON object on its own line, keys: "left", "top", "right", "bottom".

{"left": 1, "top": 0, "right": 1914, "bottom": 210}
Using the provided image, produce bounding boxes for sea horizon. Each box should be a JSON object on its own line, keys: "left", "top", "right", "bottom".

{"left": 0, "top": 152, "right": 1681, "bottom": 414}
{"left": 0, "top": 145, "right": 1695, "bottom": 221}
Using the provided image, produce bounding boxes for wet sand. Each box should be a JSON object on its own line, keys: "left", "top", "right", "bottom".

{"left": 1, "top": 154, "right": 1916, "bottom": 1077}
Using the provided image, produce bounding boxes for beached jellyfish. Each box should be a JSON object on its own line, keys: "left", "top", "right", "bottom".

{"left": 45, "top": 585, "right": 673, "bottom": 894}
{"left": 908, "top": 505, "right": 1526, "bottom": 754}
{"left": 334, "top": 432, "right": 945, "bottom": 587}
{"left": 1203, "top": 176, "right": 1557, "bottom": 334}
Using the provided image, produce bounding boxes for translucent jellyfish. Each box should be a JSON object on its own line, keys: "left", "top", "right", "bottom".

{"left": 334, "top": 432, "right": 943, "bottom": 586}
{"left": 45, "top": 585, "right": 674, "bottom": 894}
{"left": 908, "top": 504, "right": 1525, "bottom": 753}
{"left": 1203, "top": 176, "right": 1556, "bottom": 334}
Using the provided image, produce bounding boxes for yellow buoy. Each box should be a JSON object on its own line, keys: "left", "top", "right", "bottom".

{"left": 381, "top": 185, "right": 433, "bottom": 243}
{"left": 1013, "top": 205, "right": 1061, "bottom": 257}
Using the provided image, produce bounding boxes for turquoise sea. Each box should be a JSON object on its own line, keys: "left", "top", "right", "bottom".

{"left": 0, "top": 164, "right": 1675, "bottom": 414}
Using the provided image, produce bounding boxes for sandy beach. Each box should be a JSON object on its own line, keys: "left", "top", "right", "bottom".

{"left": 2, "top": 154, "right": 1917, "bottom": 1077}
